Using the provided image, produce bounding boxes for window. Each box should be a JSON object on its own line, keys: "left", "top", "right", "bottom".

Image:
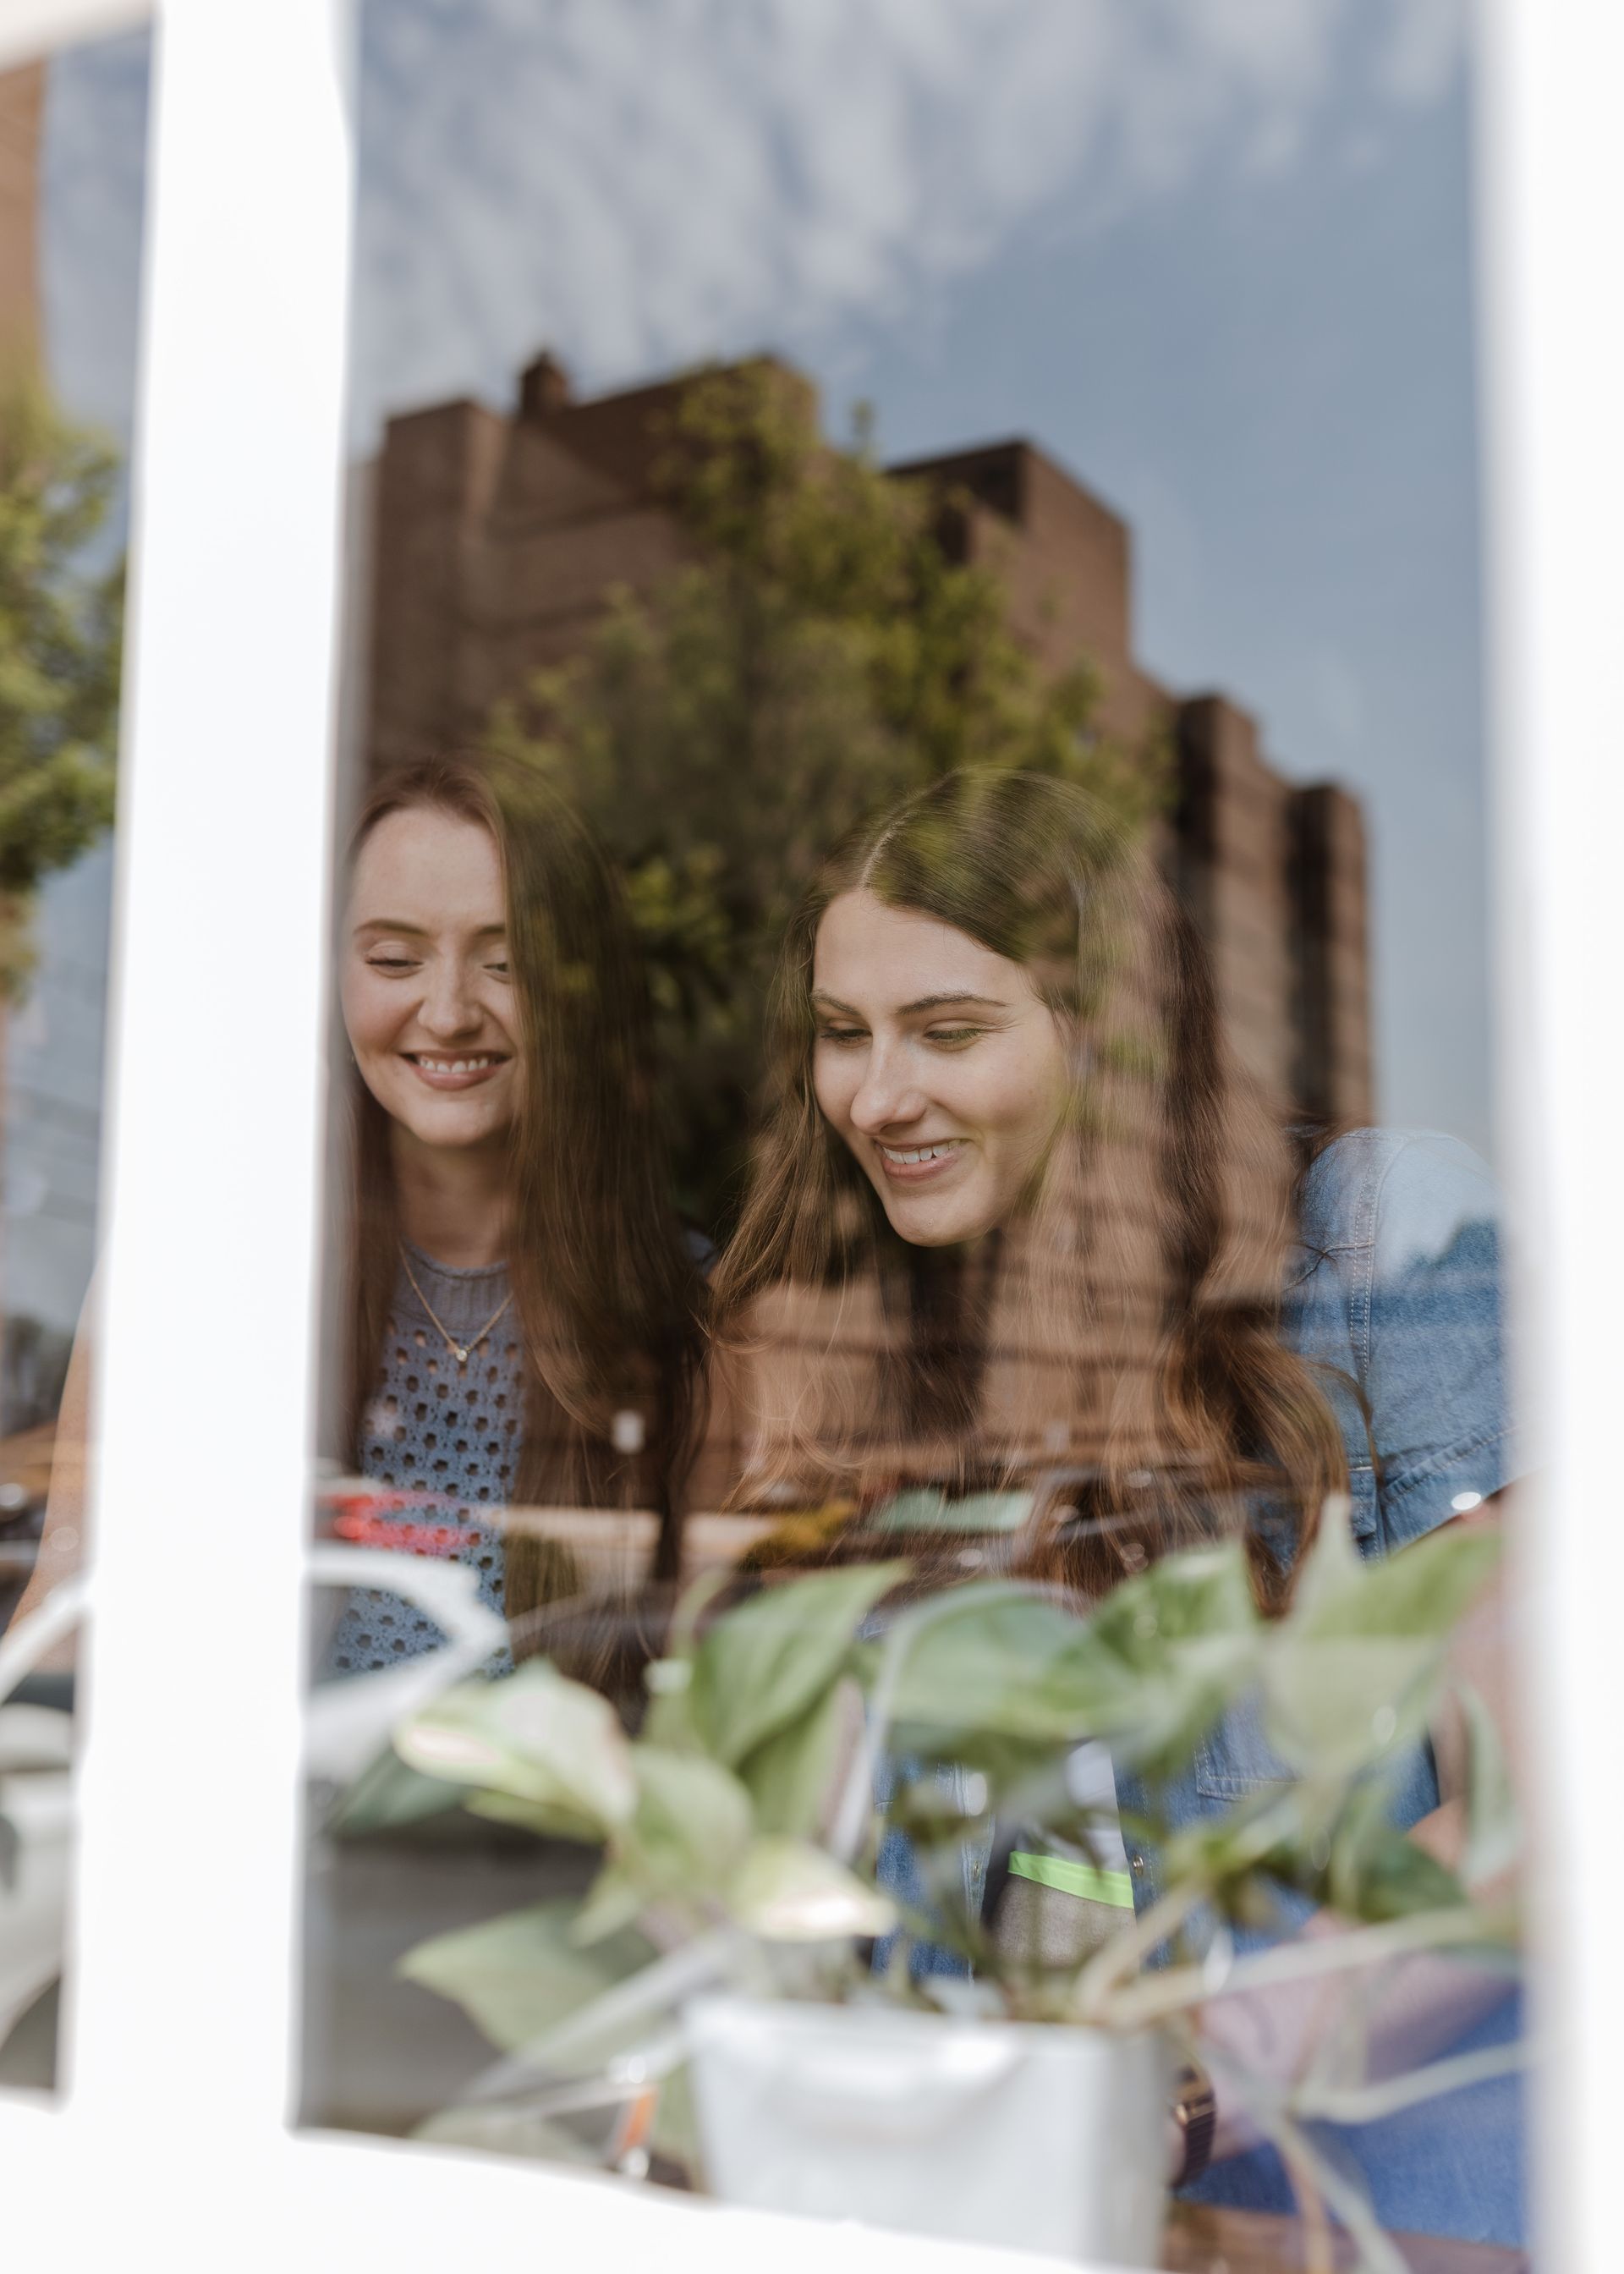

{"left": 1, "top": 4, "right": 1619, "bottom": 2269}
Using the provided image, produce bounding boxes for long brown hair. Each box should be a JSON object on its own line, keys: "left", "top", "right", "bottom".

{"left": 711, "top": 767, "right": 1347, "bottom": 1610}
{"left": 340, "top": 755, "right": 705, "bottom": 1582}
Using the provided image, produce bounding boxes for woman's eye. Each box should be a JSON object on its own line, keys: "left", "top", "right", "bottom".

{"left": 926, "top": 1026, "right": 982, "bottom": 1046}
{"left": 484, "top": 960, "right": 511, "bottom": 978}
{"left": 366, "top": 954, "right": 417, "bottom": 973}
{"left": 816, "top": 1025, "right": 866, "bottom": 1046}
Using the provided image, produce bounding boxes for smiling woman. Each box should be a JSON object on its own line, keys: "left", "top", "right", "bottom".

{"left": 810, "top": 897, "right": 1072, "bottom": 1250}
{"left": 343, "top": 808, "right": 521, "bottom": 1172}
{"left": 321, "top": 755, "right": 706, "bottom": 1674}
{"left": 713, "top": 764, "right": 1349, "bottom": 1567}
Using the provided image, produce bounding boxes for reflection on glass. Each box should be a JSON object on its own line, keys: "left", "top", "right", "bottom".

{"left": 0, "top": 32, "right": 140, "bottom": 2097}
{"left": 304, "top": 5, "right": 1524, "bottom": 2264}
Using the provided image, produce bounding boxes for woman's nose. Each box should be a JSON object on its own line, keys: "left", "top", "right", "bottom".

{"left": 849, "top": 1051, "right": 925, "bottom": 1134}
{"left": 418, "top": 961, "right": 481, "bottom": 1037}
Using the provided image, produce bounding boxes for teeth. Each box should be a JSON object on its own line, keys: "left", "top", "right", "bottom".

{"left": 417, "top": 1055, "right": 498, "bottom": 1074}
{"left": 881, "top": 1142, "right": 958, "bottom": 1167}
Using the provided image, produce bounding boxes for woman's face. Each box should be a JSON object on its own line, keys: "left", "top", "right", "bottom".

{"left": 812, "top": 888, "right": 1071, "bottom": 1248}
{"left": 342, "top": 807, "right": 518, "bottom": 1156}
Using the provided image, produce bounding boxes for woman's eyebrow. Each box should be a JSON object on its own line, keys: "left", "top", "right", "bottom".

{"left": 811, "top": 988, "right": 1008, "bottom": 1017}
{"left": 353, "top": 919, "right": 508, "bottom": 938}
{"left": 899, "top": 991, "right": 1007, "bottom": 1015}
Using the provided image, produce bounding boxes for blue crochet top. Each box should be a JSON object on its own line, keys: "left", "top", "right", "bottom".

{"left": 323, "top": 1244, "right": 523, "bottom": 1676}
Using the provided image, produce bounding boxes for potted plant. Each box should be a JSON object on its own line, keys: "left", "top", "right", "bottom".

{"left": 382, "top": 1502, "right": 1518, "bottom": 2268}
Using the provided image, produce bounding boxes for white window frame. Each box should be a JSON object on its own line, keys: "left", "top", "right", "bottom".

{"left": 0, "top": 0, "right": 1619, "bottom": 2266}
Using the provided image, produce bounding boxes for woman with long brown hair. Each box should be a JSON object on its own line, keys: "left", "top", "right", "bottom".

{"left": 322, "top": 753, "right": 704, "bottom": 1675}
{"left": 712, "top": 766, "right": 1524, "bottom": 2246}
{"left": 714, "top": 765, "right": 1352, "bottom": 1597}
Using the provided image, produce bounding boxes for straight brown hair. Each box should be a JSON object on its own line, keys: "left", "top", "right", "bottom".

{"left": 711, "top": 767, "right": 1349, "bottom": 1611}
{"left": 340, "top": 755, "right": 705, "bottom": 1585}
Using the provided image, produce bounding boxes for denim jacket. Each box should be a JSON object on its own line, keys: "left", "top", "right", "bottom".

{"left": 1153, "top": 1129, "right": 1527, "bottom": 2245}
{"left": 1137, "top": 1126, "right": 1520, "bottom": 1903}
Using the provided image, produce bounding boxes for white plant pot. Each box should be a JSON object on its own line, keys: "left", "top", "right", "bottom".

{"left": 685, "top": 1994, "right": 1169, "bottom": 2266}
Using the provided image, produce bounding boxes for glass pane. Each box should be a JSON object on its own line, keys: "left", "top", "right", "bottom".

{"left": 301, "top": 4, "right": 1528, "bottom": 2263}
{"left": 0, "top": 23, "right": 147, "bottom": 2095}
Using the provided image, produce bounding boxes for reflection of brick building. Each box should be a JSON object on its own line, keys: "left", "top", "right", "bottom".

{"left": 365, "top": 349, "right": 1371, "bottom": 1137}
{"left": 361, "top": 349, "right": 1374, "bottom": 1483}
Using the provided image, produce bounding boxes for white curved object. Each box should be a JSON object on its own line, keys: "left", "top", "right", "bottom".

{"left": 687, "top": 1995, "right": 1169, "bottom": 2263}
{"left": 303, "top": 1544, "right": 508, "bottom": 1787}
{"left": 0, "top": 1548, "right": 507, "bottom": 2057}
{"left": 0, "top": 1579, "right": 85, "bottom": 2054}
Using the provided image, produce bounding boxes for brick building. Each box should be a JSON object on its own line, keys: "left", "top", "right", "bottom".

{"left": 359, "top": 349, "right": 1374, "bottom": 1483}
{"left": 364, "top": 348, "right": 1371, "bottom": 1140}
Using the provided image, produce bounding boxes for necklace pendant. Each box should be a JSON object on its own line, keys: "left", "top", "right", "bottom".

{"left": 453, "top": 1346, "right": 468, "bottom": 1365}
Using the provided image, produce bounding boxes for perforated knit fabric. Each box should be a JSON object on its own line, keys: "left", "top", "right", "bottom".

{"left": 322, "top": 1244, "right": 523, "bottom": 1678}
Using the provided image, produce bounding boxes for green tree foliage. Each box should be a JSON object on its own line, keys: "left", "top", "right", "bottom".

{"left": 490, "top": 363, "right": 1164, "bottom": 1232}
{"left": 0, "top": 366, "right": 123, "bottom": 997}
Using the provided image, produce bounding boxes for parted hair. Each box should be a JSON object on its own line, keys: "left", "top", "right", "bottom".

{"left": 341, "top": 755, "right": 705, "bottom": 1582}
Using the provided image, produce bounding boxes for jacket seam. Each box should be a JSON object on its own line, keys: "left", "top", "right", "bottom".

{"left": 1380, "top": 1423, "right": 1514, "bottom": 1510}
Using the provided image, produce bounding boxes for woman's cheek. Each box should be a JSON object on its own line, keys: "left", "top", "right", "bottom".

{"left": 811, "top": 1057, "right": 846, "bottom": 1132}
{"left": 342, "top": 975, "right": 396, "bottom": 1063}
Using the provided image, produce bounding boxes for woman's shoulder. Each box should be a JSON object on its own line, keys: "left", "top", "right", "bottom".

{"left": 1298, "top": 1126, "right": 1500, "bottom": 1272}
{"left": 1296, "top": 1127, "right": 1519, "bottom": 1534}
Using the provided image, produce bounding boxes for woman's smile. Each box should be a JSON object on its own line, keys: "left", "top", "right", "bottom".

{"left": 874, "top": 1136, "right": 969, "bottom": 1183}
{"left": 403, "top": 1051, "right": 510, "bottom": 1091}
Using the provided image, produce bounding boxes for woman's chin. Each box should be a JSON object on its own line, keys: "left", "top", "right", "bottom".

{"left": 397, "top": 1101, "right": 512, "bottom": 1154}
{"left": 881, "top": 1192, "right": 999, "bottom": 1250}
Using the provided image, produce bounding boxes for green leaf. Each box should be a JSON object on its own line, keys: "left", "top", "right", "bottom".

{"left": 881, "top": 1583, "right": 1101, "bottom": 1742}
{"left": 1458, "top": 1679, "right": 1519, "bottom": 1890}
{"left": 616, "top": 1745, "right": 754, "bottom": 1904}
{"left": 1287, "top": 1489, "right": 1363, "bottom": 1624}
{"left": 395, "top": 1661, "right": 637, "bottom": 1832}
{"left": 399, "top": 1898, "right": 656, "bottom": 2053}
{"left": 726, "top": 1836, "right": 897, "bottom": 1941}
{"left": 639, "top": 1651, "right": 699, "bottom": 1753}
{"left": 325, "top": 1744, "right": 463, "bottom": 1837}
{"left": 736, "top": 1675, "right": 853, "bottom": 1838}
{"left": 1293, "top": 1513, "right": 1501, "bottom": 1643}
{"left": 465, "top": 1788, "right": 606, "bottom": 1844}
{"left": 687, "top": 1561, "right": 907, "bottom": 1766}
{"left": 875, "top": 1553, "right": 1259, "bottom": 1783}
{"left": 1261, "top": 1630, "right": 1441, "bottom": 1780}
{"left": 1072, "top": 1546, "right": 1263, "bottom": 1775}
{"left": 1090, "top": 1541, "right": 1259, "bottom": 1661}
{"left": 867, "top": 1488, "right": 946, "bottom": 1533}
{"left": 570, "top": 1862, "right": 650, "bottom": 1947}
{"left": 1328, "top": 1818, "right": 1466, "bottom": 1926}
{"left": 1246, "top": 1519, "right": 1501, "bottom": 1782}
{"left": 1261, "top": 1522, "right": 1501, "bottom": 1779}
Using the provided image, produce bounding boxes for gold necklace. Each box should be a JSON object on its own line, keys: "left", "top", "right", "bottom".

{"left": 398, "top": 1244, "right": 515, "bottom": 1368}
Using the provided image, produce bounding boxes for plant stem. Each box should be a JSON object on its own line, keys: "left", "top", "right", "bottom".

{"left": 1290, "top": 2038, "right": 1525, "bottom": 2126}
{"left": 831, "top": 1578, "right": 1034, "bottom": 1865}
{"left": 1098, "top": 1902, "right": 1517, "bottom": 2031}
{"left": 1068, "top": 1880, "right": 1209, "bottom": 2022}
{"left": 1261, "top": 2107, "right": 1411, "bottom": 2274}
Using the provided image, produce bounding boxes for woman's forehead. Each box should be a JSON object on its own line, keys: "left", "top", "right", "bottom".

{"left": 349, "top": 806, "right": 504, "bottom": 926}
{"left": 813, "top": 889, "right": 1029, "bottom": 1005}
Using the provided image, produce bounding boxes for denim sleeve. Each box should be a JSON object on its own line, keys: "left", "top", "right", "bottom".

{"left": 1358, "top": 1133, "right": 1521, "bottom": 1551}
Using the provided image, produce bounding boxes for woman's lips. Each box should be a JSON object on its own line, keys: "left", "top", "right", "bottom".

{"left": 403, "top": 1052, "right": 508, "bottom": 1092}
{"left": 875, "top": 1138, "right": 966, "bottom": 1185}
